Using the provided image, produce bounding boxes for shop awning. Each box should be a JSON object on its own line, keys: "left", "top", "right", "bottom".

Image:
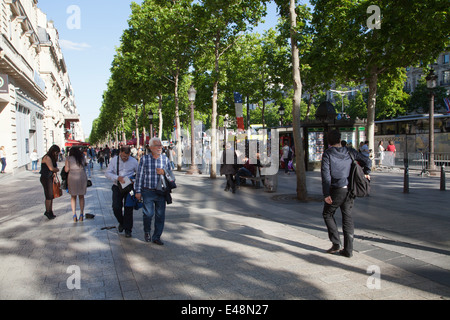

{"left": 65, "top": 139, "right": 89, "bottom": 147}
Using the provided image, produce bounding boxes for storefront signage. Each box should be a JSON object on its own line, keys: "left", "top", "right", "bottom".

{"left": 0, "top": 74, "right": 9, "bottom": 94}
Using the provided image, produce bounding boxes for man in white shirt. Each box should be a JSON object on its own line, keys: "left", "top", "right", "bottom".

{"left": 281, "top": 143, "right": 292, "bottom": 174}
{"left": 105, "top": 146, "right": 139, "bottom": 237}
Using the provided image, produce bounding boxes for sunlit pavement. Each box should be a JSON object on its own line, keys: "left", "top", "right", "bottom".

{"left": 0, "top": 163, "right": 449, "bottom": 300}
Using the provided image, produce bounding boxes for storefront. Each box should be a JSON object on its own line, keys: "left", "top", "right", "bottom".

{"left": 272, "top": 119, "right": 367, "bottom": 171}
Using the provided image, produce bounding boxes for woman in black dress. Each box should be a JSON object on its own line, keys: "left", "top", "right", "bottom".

{"left": 40, "top": 145, "right": 60, "bottom": 220}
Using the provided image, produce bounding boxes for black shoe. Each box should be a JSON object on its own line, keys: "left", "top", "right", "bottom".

{"left": 153, "top": 239, "right": 164, "bottom": 245}
{"left": 44, "top": 211, "right": 54, "bottom": 220}
{"left": 326, "top": 244, "right": 340, "bottom": 254}
{"left": 144, "top": 233, "right": 151, "bottom": 242}
{"left": 49, "top": 211, "right": 56, "bottom": 218}
{"left": 118, "top": 224, "right": 124, "bottom": 233}
{"left": 339, "top": 249, "right": 353, "bottom": 258}
{"left": 125, "top": 231, "right": 132, "bottom": 238}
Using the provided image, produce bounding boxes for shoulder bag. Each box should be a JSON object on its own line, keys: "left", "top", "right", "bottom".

{"left": 53, "top": 174, "right": 63, "bottom": 199}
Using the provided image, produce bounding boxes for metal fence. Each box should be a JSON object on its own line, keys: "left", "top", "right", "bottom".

{"left": 374, "top": 152, "right": 450, "bottom": 174}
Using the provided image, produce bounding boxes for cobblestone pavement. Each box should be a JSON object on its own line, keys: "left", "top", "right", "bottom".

{"left": 0, "top": 162, "right": 449, "bottom": 301}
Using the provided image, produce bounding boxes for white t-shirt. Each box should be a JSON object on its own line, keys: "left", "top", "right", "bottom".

{"left": 282, "top": 146, "right": 291, "bottom": 159}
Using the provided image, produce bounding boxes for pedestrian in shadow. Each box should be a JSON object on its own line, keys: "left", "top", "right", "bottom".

{"left": 220, "top": 142, "right": 238, "bottom": 193}
{"left": 40, "top": 145, "right": 60, "bottom": 220}
{"left": 321, "top": 130, "right": 371, "bottom": 258}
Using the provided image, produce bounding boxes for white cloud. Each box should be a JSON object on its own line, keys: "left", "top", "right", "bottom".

{"left": 59, "top": 39, "right": 91, "bottom": 51}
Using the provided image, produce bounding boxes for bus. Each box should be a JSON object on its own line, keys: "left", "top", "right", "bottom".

{"left": 375, "top": 113, "right": 450, "bottom": 154}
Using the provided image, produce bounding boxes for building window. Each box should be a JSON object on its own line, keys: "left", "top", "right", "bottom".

{"left": 443, "top": 70, "right": 450, "bottom": 85}
{"left": 443, "top": 54, "right": 450, "bottom": 64}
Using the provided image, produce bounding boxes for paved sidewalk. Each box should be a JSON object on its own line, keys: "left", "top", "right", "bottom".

{"left": 0, "top": 163, "right": 449, "bottom": 300}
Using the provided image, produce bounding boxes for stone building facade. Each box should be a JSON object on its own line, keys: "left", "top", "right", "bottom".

{"left": 0, "top": 0, "right": 82, "bottom": 173}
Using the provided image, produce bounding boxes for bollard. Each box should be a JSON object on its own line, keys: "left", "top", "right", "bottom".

{"left": 441, "top": 165, "right": 446, "bottom": 191}
{"left": 403, "top": 160, "right": 409, "bottom": 193}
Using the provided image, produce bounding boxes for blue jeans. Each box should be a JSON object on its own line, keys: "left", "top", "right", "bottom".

{"left": 142, "top": 188, "right": 166, "bottom": 240}
{"left": 235, "top": 167, "right": 252, "bottom": 186}
{"left": 32, "top": 160, "right": 38, "bottom": 171}
{"left": 85, "top": 164, "right": 91, "bottom": 177}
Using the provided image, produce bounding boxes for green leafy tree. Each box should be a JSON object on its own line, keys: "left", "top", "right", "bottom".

{"left": 125, "top": 0, "right": 197, "bottom": 169}
{"left": 274, "top": 0, "right": 312, "bottom": 200}
{"left": 310, "top": 0, "right": 450, "bottom": 155}
{"left": 192, "top": 0, "right": 268, "bottom": 178}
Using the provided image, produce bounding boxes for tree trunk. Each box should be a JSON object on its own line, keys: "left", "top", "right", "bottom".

{"left": 174, "top": 73, "right": 183, "bottom": 171}
{"left": 142, "top": 100, "right": 146, "bottom": 146}
{"left": 158, "top": 92, "right": 163, "bottom": 140}
{"left": 289, "top": 0, "right": 308, "bottom": 200}
{"left": 135, "top": 104, "right": 140, "bottom": 150}
{"left": 121, "top": 110, "right": 126, "bottom": 144}
{"left": 210, "top": 37, "right": 221, "bottom": 179}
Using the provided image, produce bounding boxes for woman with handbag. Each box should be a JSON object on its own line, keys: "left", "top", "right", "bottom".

{"left": 40, "top": 145, "right": 60, "bottom": 220}
{"left": 65, "top": 147, "right": 88, "bottom": 222}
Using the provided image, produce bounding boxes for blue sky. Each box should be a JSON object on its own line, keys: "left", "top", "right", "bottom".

{"left": 36, "top": 0, "right": 288, "bottom": 138}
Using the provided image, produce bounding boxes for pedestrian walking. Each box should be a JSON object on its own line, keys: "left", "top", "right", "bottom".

{"left": 30, "top": 149, "right": 39, "bottom": 172}
{"left": 220, "top": 142, "right": 238, "bottom": 193}
{"left": 104, "top": 145, "right": 111, "bottom": 167}
{"left": 0, "top": 146, "right": 7, "bottom": 173}
{"left": 83, "top": 148, "right": 91, "bottom": 178}
{"left": 88, "top": 147, "right": 96, "bottom": 168}
{"left": 106, "top": 146, "right": 138, "bottom": 238}
{"left": 65, "top": 147, "right": 88, "bottom": 222}
{"left": 97, "top": 148, "right": 105, "bottom": 169}
{"left": 40, "top": 145, "right": 60, "bottom": 220}
{"left": 385, "top": 140, "right": 396, "bottom": 167}
{"left": 135, "top": 138, "right": 171, "bottom": 245}
{"left": 281, "top": 142, "right": 293, "bottom": 174}
{"left": 378, "top": 141, "right": 385, "bottom": 166}
{"left": 321, "top": 130, "right": 371, "bottom": 258}
{"left": 203, "top": 145, "right": 211, "bottom": 174}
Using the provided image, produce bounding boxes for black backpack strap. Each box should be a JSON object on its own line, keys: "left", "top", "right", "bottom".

{"left": 347, "top": 149, "right": 356, "bottom": 200}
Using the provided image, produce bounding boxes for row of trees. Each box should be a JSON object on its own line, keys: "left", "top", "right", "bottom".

{"left": 90, "top": 0, "right": 449, "bottom": 200}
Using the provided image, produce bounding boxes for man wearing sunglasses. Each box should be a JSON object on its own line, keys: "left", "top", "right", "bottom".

{"left": 135, "top": 138, "right": 171, "bottom": 245}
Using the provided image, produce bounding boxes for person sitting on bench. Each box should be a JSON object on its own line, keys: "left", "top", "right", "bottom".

{"left": 236, "top": 155, "right": 261, "bottom": 188}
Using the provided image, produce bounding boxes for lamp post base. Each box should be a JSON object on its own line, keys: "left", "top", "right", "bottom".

{"left": 186, "top": 165, "right": 202, "bottom": 175}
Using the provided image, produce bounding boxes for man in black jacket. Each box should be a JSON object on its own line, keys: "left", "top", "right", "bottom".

{"left": 321, "top": 130, "right": 371, "bottom": 258}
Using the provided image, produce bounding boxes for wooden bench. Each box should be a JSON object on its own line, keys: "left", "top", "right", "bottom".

{"left": 239, "top": 166, "right": 264, "bottom": 189}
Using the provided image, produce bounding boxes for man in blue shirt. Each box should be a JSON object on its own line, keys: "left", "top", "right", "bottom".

{"left": 135, "top": 138, "right": 171, "bottom": 245}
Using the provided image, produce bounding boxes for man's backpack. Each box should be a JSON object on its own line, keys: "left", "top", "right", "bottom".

{"left": 348, "top": 151, "right": 370, "bottom": 198}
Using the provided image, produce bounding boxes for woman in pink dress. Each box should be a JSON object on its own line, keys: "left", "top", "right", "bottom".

{"left": 65, "top": 147, "right": 88, "bottom": 222}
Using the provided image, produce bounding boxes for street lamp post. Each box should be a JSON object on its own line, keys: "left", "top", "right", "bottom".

{"left": 329, "top": 89, "right": 358, "bottom": 114}
{"left": 187, "top": 85, "right": 201, "bottom": 175}
{"left": 426, "top": 69, "right": 437, "bottom": 172}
